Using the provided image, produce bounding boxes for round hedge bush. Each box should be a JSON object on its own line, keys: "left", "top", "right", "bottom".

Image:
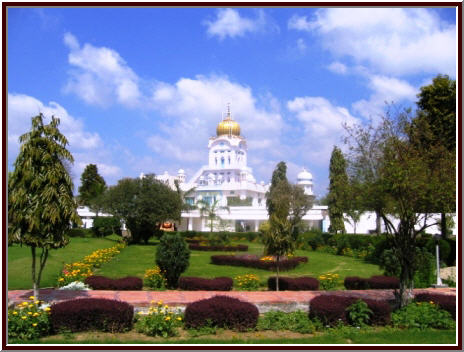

{"left": 267, "top": 276, "right": 319, "bottom": 291}
{"left": 184, "top": 295, "right": 259, "bottom": 331}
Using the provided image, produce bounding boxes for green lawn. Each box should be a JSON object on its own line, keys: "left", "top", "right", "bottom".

{"left": 8, "top": 236, "right": 382, "bottom": 290}
{"left": 8, "top": 236, "right": 120, "bottom": 290}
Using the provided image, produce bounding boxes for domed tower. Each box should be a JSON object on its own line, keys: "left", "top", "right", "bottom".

{"left": 297, "top": 168, "right": 313, "bottom": 195}
{"left": 208, "top": 104, "right": 247, "bottom": 170}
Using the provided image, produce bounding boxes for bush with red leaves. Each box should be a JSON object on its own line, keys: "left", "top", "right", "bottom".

{"left": 309, "top": 294, "right": 391, "bottom": 326}
{"left": 267, "top": 276, "right": 319, "bottom": 291}
{"left": 50, "top": 298, "right": 133, "bottom": 333}
{"left": 344, "top": 276, "right": 370, "bottom": 290}
{"left": 367, "top": 275, "right": 400, "bottom": 289}
{"left": 184, "top": 295, "right": 259, "bottom": 331}
{"left": 210, "top": 255, "right": 307, "bottom": 271}
{"left": 84, "top": 275, "right": 143, "bottom": 290}
{"left": 178, "top": 277, "right": 233, "bottom": 291}
{"left": 414, "top": 293, "right": 456, "bottom": 319}
{"left": 189, "top": 244, "right": 248, "bottom": 251}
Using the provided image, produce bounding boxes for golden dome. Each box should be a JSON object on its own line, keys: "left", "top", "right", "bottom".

{"left": 216, "top": 118, "right": 240, "bottom": 137}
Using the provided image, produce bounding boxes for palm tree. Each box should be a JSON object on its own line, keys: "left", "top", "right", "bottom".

{"left": 197, "top": 198, "right": 230, "bottom": 233}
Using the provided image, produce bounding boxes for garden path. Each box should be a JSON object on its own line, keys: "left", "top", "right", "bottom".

{"left": 8, "top": 287, "right": 455, "bottom": 313}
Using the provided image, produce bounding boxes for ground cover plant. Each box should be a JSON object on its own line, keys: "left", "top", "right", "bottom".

{"left": 210, "top": 254, "right": 308, "bottom": 271}
{"left": 135, "top": 300, "right": 183, "bottom": 337}
{"left": 8, "top": 296, "right": 51, "bottom": 341}
{"left": 391, "top": 301, "right": 455, "bottom": 330}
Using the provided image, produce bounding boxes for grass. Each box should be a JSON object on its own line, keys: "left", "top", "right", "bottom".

{"left": 8, "top": 236, "right": 382, "bottom": 290}
{"left": 14, "top": 328, "right": 457, "bottom": 345}
{"left": 8, "top": 236, "right": 120, "bottom": 290}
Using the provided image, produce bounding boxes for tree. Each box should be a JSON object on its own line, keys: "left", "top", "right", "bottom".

{"left": 197, "top": 198, "right": 230, "bottom": 233}
{"left": 263, "top": 162, "right": 313, "bottom": 290}
{"left": 104, "top": 174, "right": 182, "bottom": 244}
{"left": 174, "top": 180, "right": 197, "bottom": 231}
{"left": 78, "top": 164, "right": 107, "bottom": 211}
{"left": 8, "top": 114, "right": 81, "bottom": 298}
{"left": 155, "top": 232, "right": 190, "bottom": 288}
{"left": 327, "top": 146, "right": 348, "bottom": 234}
{"left": 409, "top": 74, "right": 456, "bottom": 238}
{"left": 344, "top": 180, "right": 365, "bottom": 235}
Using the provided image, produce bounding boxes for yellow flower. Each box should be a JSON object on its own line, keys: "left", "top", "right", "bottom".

{"left": 164, "top": 305, "right": 169, "bottom": 309}
{"left": 28, "top": 304, "right": 34, "bottom": 308}
{"left": 27, "top": 312, "right": 33, "bottom": 315}
{"left": 34, "top": 300, "right": 40, "bottom": 304}
{"left": 157, "top": 300, "right": 163, "bottom": 306}
{"left": 29, "top": 296, "right": 35, "bottom": 300}
{"left": 429, "top": 301, "right": 434, "bottom": 304}
{"left": 21, "top": 316, "right": 27, "bottom": 320}
{"left": 33, "top": 312, "right": 39, "bottom": 317}
{"left": 13, "top": 311, "right": 18, "bottom": 315}
{"left": 151, "top": 300, "right": 155, "bottom": 304}
{"left": 177, "top": 317, "right": 182, "bottom": 321}
{"left": 44, "top": 307, "right": 51, "bottom": 312}
{"left": 32, "top": 323, "right": 38, "bottom": 327}
{"left": 165, "top": 316, "right": 171, "bottom": 321}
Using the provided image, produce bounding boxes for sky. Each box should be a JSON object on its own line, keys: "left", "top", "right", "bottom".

{"left": 7, "top": 6, "right": 457, "bottom": 198}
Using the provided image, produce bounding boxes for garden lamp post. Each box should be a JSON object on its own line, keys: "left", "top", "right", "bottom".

{"left": 432, "top": 233, "right": 448, "bottom": 288}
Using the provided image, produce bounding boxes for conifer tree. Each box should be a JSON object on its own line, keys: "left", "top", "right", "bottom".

{"left": 78, "top": 164, "right": 107, "bottom": 207}
{"left": 327, "top": 146, "right": 348, "bottom": 234}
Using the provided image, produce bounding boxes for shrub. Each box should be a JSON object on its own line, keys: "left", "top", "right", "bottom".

{"left": 344, "top": 276, "right": 369, "bottom": 290}
{"left": 392, "top": 301, "right": 455, "bottom": 329}
{"left": 144, "top": 267, "right": 166, "bottom": 290}
{"left": 257, "top": 310, "right": 319, "bottom": 334}
{"left": 178, "top": 277, "right": 233, "bottom": 291}
{"left": 210, "top": 254, "right": 307, "bottom": 271}
{"left": 368, "top": 275, "right": 400, "bottom": 289}
{"left": 57, "top": 262, "right": 93, "bottom": 287}
{"left": 50, "top": 298, "right": 133, "bottom": 333}
{"left": 268, "top": 276, "right": 319, "bottom": 291}
{"left": 234, "top": 274, "right": 260, "bottom": 291}
{"left": 92, "top": 216, "right": 122, "bottom": 237}
{"left": 189, "top": 244, "right": 248, "bottom": 251}
{"left": 156, "top": 232, "right": 190, "bottom": 288}
{"left": 184, "top": 295, "right": 259, "bottom": 331}
{"left": 309, "top": 295, "right": 391, "bottom": 326}
{"left": 84, "top": 276, "right": 143, "bottom": 290}
{"left": 346, "top": 299, "right": 372, "bottom": 327}
{"left": 8, "top": 296, "right": 51, "bottom": 341}
{"left": 135, "top": 300, "right": 182, "bottom": 337}
{"left": 318, "top": 273, "right": 340, "bottom": 290}
{"left": 67, "top": 228, "right": 93, "bottom": 238}
{"left": 414, "top": 293, "right": 456, "bottom": 319}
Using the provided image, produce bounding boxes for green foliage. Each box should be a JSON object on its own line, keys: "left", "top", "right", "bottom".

{"left": 8, "top": 298, "right": 51, "bottom": 341}
{"left": 257, "top": 310, "right": 320, "bottom": 334}
{"left": 327, "top": 146, "right": 348, "bottom": 234}
{"left": 155, "top": 232, "right": 190, "bottom": 288}
{"left": 234, "top": 274, "right": 260, "bottom": 291}
{"left": 197, "top": 199, "right": 230, "bottom": 233}
{"left": 67, "top": 228, "right": 94, "bottom": 238}
{"left": 318, "top": 273, "right": 340, "bottom": 290}
{"left": 135, "top": 302, "right": 183, "bottom": 337}
{"left": 104, "top": 174, "right": 182, "bottom": 244}
{"left": 92, "top": 216, "right": 121, "bottom": 237}
{"left": 227, "top": 196, "right": 253, "bottom": 206}
{"left": 392, "top": 301, "right": 455, "bottom": 330}
{"left": 208, "top": 231, "right": 231, "bottom": 246}
{"left": 143, "top": 267, "right": 166, "bottom": 290}
{"left": 78, "top": 164, "right": 106, "bottom": 207}
{"left": 266, "top": 161, "right": 288, "bottom": 216}
{"left": 8, "top": 114, "right": 80, "bottom": 297}
{"left": 346, "top": 300, "right": 373, "bottom": 327}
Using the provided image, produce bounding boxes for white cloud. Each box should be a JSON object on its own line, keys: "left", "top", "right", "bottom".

{"left": 327, "top": 61, "right": 347, "bottom": 75}
{"left": 292, "top": 8, "right": 456, "bottom": 76}
{"left": 287, "top": 96, "right": 359, "bottom": 166}
{"left": 204, "top": 8, "right": 272, "bottom": 40}
{"left": 352, "top": 74, "right": 418, "bottom": 119}
{"left": 296, "top": 38, "right": 307, "bottom": 53}
{"left": 63, "top": 32, "right": 141, "bottom": 107}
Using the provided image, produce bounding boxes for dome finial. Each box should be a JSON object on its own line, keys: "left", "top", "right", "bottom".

{"left": 226, "top": 102, "right": 231, "bottom": 119}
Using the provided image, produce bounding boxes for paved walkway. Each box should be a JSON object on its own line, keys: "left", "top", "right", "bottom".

{"left": 8, "top": 287, "right": 456, "bottom": 313}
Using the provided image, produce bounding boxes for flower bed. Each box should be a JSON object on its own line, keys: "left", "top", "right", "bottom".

{"left": 268, "top": 276, "right": 319, "bottom": 291}
{"left": 189, "top": 244, "right": 248, "bottom": 251}
{"left": 210, "top": 254, "right": 307, "bottom": 271}
{"left": 178, "top": 277, "right": 233, "bottom": 291}
{"left": 414, "top": 293, "right": 456, "bottom": 319}
{"left": 84, "top": 275, "right": 143, "bottom": 290}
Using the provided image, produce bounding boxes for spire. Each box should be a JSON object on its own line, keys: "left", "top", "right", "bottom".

{"left": 226, "top": 102, "right": 231, "bottom": 119}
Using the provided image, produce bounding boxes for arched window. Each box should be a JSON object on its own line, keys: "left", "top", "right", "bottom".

{"left": 221, "top": 157, "right": 225, "bottom": 168}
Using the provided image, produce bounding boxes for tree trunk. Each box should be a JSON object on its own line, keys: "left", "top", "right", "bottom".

{"left": 441, "top": 212, "right": 447, "bottom": 239}
{"left": 31, "top": 246, "right": 38, "bottom": 299}
{"left": 276, "top": 255, "right": 280, "bottom": 291}
{"left": 375, "top": 211, "right": 381, "bottom": 235}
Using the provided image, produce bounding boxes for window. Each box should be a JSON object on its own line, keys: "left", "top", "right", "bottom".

{"left": 221, "top": 157, "right": 225, "bottom": 168}
{"left": 185, "top": 197, "right": 194, "bottom": 205}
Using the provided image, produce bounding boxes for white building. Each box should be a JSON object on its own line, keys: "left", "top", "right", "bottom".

{"left": 151, "top": 107, "right": 329, "bottom": 232}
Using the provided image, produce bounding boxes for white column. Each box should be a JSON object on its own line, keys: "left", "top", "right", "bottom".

{"left": 254, "top": 220, "right": 259, "bottom": 232}
{"left": 188, "top": 218, "right": 193, "bottom": 231}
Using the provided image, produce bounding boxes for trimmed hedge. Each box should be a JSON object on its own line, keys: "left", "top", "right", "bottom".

{"left": 50, "top": 298, "right": 134, "bottom": 333}
{"left": 184, "top": 295, "right": 259, "bottom": 331}
{"left": 268, "top": 276, "right": 319, "bottom": 291}
{"left": 211, "top": 255, "right": 307, "bottom": 271}
{"left": 309, "top": 294, "right": 391, "bottom": 326}
{"left": 84, "top": 275, "right": 143, "bottom": 290}
{"left": 189, "top": 244, "right": 248, "bottom": 252}
{"left": 178, "top": 277, "right": 233, "bottom": 291}
{"left": 414, "top": 293, "right": 456, "bottom": 319}
{"left": 343, "top": 275, "right": 399, "bottom": 290}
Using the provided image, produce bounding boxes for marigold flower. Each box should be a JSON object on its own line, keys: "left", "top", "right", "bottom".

{"left": 13, "top": 311, "right": 18, "bottom": 315}
{"left": 33, "top": 312, "right": 39, "bottom": 317}
{"left": 165, "top": 316, "right": 171, "bottom": 321}
{"left": 32, "top": 323, "right": 37, "bottom": 327}
{"left": 29, "top": 296, "right": 35, "bottom": 300}
{"left": 21, "top": 316, "right": 27, "bottom": 320}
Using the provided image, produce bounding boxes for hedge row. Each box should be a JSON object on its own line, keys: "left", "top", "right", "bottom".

{"left": 344, "top": 275, "right": 400, "bottom": 290}
{"left": 184, "top": 295, "right": 259, "bottom": 331}
{"left": 180, "top": 231, "right": 261, "bottom": 242}
{"left": 178, "top": 277, "right": 233, "bottom": 291}
{"left": 84, "top": 276, "right": 143, "bottom": 290}
{"left": 267, "top": 276, "right": 319, "bottom": 291}
{"left": 309, "top": 294, "right": 392, "bottom": 326}
{"left": 414, "top": 293, "right": 456, "bottom": 319}
{"left": 189, "top": 244, "right": 248, "bottom": 252}
{"left": 210, "top": 255, "right": 307, "bottom": 271}
{"left": 50, "top": 298, "right": 133, "bottom": 333}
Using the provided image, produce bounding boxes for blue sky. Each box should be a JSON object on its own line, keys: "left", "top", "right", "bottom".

{"left": 7, "top": 7, "right": 457, "bottom": 198}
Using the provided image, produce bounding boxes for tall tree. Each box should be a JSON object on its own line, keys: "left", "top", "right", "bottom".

{"left": 327, "top": 146, "right": 348, "bottom": 234}
{"left": 409, "top": 74, "right": 456, "bottom": 238}
{"left": 266, "top": 161, "right": 288, "bottom": 216}
{"left": 8, "top": 114, "right": 81, "bottom": 298}
{"left": 104, "top": 174, "right": 182, "bottom": 244}
{"left": 78, "top": 164, "right": 107, "bottom": 211}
